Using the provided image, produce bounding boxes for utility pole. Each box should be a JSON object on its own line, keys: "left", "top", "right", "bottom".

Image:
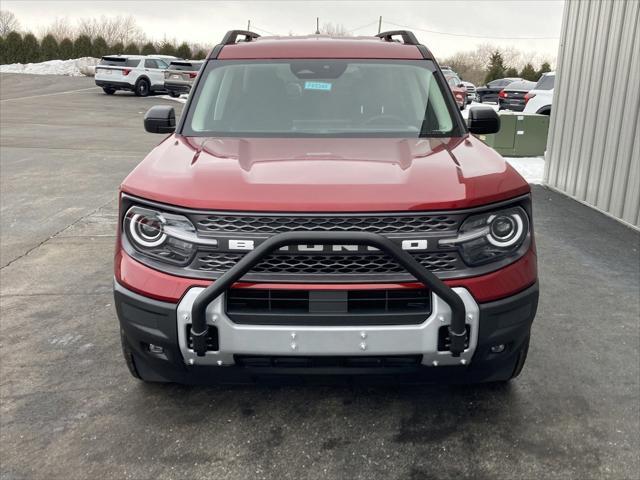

{"left": 378, "top": 16, "right": 382, "bottom": 34}
{"left": 247, "top": 20, "right": 251, "bottom": 31}
{"left": 315, "top": 17, "right": 320, "bottom": 34}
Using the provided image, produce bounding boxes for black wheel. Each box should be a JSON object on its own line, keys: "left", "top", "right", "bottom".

{"left": 134, "top": 78, "right": 150, "bottom": 97}
{"left": 103, "top": 87, "right": 116, "bottom": 95}
{"left": 120, "top": 329, "right": 142, "bottom": 380}
{"left": 168, "top": 91, "right": 180, "bottom": 98}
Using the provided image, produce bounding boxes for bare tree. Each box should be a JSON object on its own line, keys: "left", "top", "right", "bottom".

{"left": 100, "top": 15, "right": 143, "bottom": 45}
{"left": 318, "top": 22, "right": 352, "bottom": 36}
{"left": 44, "top": 17, "right": 74, "bottom": 42}
{"left": 75, "top": 15, "right": 144, "bottom": 45}
{"left": 76, "top": 17, "right": 101, "bottom": 39}
{"left": 0, "top": 10, "right": 20, "bottom": 37}
{"left": 443, "top": 44, "right": 556, "bottom": 85}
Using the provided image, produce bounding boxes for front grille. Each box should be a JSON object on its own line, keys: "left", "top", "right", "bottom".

{"left": 193, "top": 251, "right": 462, "bottom": 275}
{"left": 179, "top": 211, "right": 468, "bottom": 281}
{"left": 226, "top": 288, "right": 431, "bottom": 325}
{"left": 191, "top": 213, "right": 460, "bottom": 234}
{"left": 234, "top": 355, "right": 423, "bottom": 368}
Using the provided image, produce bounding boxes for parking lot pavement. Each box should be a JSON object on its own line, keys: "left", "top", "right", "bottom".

{"left": 1, "top": 73, "right": 638, "bottom": 480}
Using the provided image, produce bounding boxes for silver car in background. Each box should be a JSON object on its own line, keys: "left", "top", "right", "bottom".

{"left": 163, "top": 60, "right": 204, "bottom": 97}
{"left": 460, "top": 81, "right": 478, "bottom": 104}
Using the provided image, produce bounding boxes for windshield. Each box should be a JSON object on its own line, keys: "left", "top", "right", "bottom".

{"left": 534, "top": 74, "right": 555, "bottom": 90}
{"left": 183, "top": 60, "right": 459, "bottom": 137}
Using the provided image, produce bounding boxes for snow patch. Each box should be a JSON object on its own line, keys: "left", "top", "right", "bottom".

{"left": 0, "top": 57, "right": 100, "bottom": 77}
{"left": 461, "top": 101, "right": 499, "bottom": 119}
{"left": 505, "top": 156, "right": 545, "bottom": 184}
{"left": 159, "top": 94, "right": 188, "bottom": 104}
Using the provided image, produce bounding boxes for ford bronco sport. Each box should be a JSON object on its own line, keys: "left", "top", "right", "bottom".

{"left": 115, "top": 30, "right": 539, "bottom": 384}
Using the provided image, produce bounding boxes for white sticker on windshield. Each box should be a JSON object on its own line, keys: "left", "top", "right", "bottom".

{"left": 304, "top": 81, "right": 332, "bottom": 91}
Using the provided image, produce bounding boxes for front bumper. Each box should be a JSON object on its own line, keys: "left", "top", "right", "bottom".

{"left": 115, "top": 280, "right": 538, "bottom": 384}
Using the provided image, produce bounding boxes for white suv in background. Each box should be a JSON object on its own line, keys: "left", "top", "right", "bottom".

{"left": 95, "top": 55, "right": 177, "bottom": 96}
{"left": 523, "top": 71, "right": 555, "bottom": 115}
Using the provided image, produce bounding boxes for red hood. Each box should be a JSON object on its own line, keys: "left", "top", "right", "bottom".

{"left": 121, "top": 135, "right": 529, "bottom": 212}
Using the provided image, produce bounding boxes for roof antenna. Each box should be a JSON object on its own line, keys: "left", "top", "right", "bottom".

{"left": 247, "top": 19, "right": 251, "bottom": 31}
{"left": 378, "top": 16, "right": 382, "bottom": 34}
{"left": 315, "top": 17, "right": 320, "bottom": 34}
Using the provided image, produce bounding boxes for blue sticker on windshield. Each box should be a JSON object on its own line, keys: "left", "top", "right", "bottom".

{"left": 304, "top": 81, "right": 332, "bottom": 91}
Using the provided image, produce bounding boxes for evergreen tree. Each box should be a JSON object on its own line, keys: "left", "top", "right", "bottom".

{"left": 22, "top": 33, "right": 39, "bottom": 63}
{"left": 140, "top": 42, "right": 156, "bottom": 55}
{"left": 520, "top": 63, "right": 537, "bottom": 81}
{"left": 4, "top": 31, "right": 22, "bottom": 63}
{"left": 73, "top": 34, "right": 92, "bottom": 58}
{"left": 0, "top": 36, "right": 5, "bottom": 64}
{"left": 158, "top": 41, "right": 176, "bottom": 56}
{"left": 175, "top": 42, "right": 191, "bottom": 59}
{"left": 505, "top": 67, "right": 519, "bottom": 78}
{"left": 92, "top": 36, "right": 108, "bottom": 57}
{"left": 111, "top": 41, "right": 125, "bottom": 54}
{"left": 484, "top": 51, "right": 506, "bottom": 83}
{"left": 537, "top": 61, "right": 552, "bottom": 78}
{"left": 124, "top": 42, "right": 139, "bottom": 54}
{"left": 193, "top": 49, "right": 207, "bottom": 60}
{"left": 58, "top": 37, "right": 73, "bottom": 59}
{"left": 40, "top": 34, "right": 59, "bottom": 61}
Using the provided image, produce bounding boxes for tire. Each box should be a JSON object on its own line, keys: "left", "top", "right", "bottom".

{"left": 120, "top": 329, "right": 142, "bottom": 380}
{"left": 168, "top": 91, "right": 180, "bottom": 98}
{"left": 134, "top": 78, "right": 150, "bottom": 97}
{"left": 103, "top": 87, "right": 116, "bottom": 95}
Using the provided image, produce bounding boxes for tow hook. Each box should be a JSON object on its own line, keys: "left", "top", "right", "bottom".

{"left": 448, "top": 327, "right": 466, "bottom": 357}
{"left": 190, "top": 327, "right": 209, "bottom": 357}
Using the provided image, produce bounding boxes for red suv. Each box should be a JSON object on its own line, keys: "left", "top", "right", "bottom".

{"left": 115, "top": 30, "right": 538, "bottom": 385}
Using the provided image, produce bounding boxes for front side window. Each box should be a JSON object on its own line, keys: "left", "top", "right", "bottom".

{"left": 183, "top": 60, "right": 460, "bottom": 137}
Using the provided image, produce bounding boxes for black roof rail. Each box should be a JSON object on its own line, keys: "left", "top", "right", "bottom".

{"left": 376, "top": 29, "right": 433, "bottom": 60}
{"left": 220, "top": 30, "right": 260, "bottom": 45}
{"left": 376, "top": 30, "right": 419, "bottom": 45}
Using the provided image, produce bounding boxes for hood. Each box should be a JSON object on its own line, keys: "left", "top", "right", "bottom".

{"left": 121, "top": 135, "right": 529, "bottom": 212}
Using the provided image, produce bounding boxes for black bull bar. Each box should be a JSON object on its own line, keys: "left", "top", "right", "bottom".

{"left": 190, "top": 232, "right": 468, "bottom": 357}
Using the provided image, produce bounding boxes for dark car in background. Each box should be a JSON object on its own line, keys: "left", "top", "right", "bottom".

{"left": 163, "top": 60, "right": 204, "bottom": 97}
{"left": 476, "top": 77, "right": 522, "bottom": 103}
{"left": 498, "top": 80, "right": 536, "bottom": 111}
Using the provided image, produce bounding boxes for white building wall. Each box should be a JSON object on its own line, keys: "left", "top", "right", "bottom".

{"left": 545, "top": 0, "right": 639, "bottom": 228}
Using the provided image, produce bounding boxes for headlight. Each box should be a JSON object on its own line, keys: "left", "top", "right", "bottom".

{"left": 123, "top": 206, "right": 203, "bottom": 265}
{"left": 440, "top": 206, "right": 529, "bottom": 266}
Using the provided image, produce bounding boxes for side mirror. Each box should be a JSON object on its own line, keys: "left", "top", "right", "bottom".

{"left": 467, "top": 107, "right": 500, "bottom": 134}
{"left": 144, "top": 105, "right": 175, "bottom": 134}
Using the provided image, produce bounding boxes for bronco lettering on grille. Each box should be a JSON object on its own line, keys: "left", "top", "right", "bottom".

{"left": 225, "top": 240, "right": 428, "bottom": 252}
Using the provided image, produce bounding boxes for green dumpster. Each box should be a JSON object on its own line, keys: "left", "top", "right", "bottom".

{"left": 473, "top": 111, "right": 549, "bottom": 157}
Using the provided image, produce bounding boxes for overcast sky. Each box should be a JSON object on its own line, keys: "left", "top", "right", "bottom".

{"left": 3, "top": 0, "right": 564, "bottom": 59}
